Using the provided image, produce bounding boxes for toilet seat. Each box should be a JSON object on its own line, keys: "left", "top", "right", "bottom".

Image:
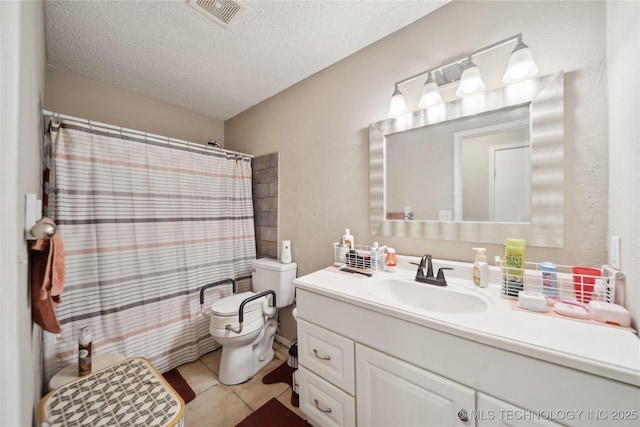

{"left": 210, "top": 291, "right": 265, "bottom": 330}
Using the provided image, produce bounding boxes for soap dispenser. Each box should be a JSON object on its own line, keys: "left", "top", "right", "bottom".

{"left": 472, "top": 247, "right": 489, "bottom": 288}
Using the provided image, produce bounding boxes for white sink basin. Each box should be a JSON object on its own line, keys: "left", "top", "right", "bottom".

{"left": 367, "top": 277, "right": 489, "bottom": 314}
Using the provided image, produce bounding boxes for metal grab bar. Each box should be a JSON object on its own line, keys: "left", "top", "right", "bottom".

{"left": 225, "top": 290, "right": 277, "bottom": 334}
{"left": 199, "top": 278, "right": 237, "bottom": 317}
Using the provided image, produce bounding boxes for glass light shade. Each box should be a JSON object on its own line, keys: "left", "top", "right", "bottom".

{"left": 503, "top": 43, "right": 539, "bottom": 84}
{"left": 388, "top": 87, "right": 408, "bottom": 118}
{"left": 418, "top": 75, "right": 443, "bottom": 109}
{"left": 456, "top": 62, "right": 485, "bottom": 97}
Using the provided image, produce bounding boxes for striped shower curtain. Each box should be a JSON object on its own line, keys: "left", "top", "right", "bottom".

{"left": 43, "top": 118, "right": 256, "bottom": 384}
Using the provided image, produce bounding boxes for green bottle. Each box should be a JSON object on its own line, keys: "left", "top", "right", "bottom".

{"left": 503, "top": 239, "right": 526, "bottom": 297}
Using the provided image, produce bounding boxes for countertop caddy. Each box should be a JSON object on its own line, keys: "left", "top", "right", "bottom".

{"left": 293, "top": 255, "right": 639, "bottom": 427}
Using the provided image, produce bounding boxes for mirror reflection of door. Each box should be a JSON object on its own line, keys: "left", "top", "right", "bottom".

{"left": 490, "top": 143, "right": 531, "bottom": 222}
{"left": 454, "top": 119, "right": 530, "bottom": 222}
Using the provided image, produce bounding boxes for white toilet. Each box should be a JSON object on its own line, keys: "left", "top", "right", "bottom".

{"left": 206, "top": 258, "right": 297, "bottom": 385}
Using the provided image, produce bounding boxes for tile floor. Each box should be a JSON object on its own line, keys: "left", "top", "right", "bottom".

{"left": 176, "top": 341, "right": 307, "bottom": 426}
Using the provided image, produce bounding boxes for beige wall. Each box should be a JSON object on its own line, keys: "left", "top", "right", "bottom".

{"left": 607, "top": 1, "right": 640, "bottom": 328}
{"left": 28, "top": 1, "right": 638, "bottom": 346}
{"left": 46, "top": 67, "right": 225, "bottom": 146}
{"left": 226, "top": 0, "right": 609, "bottom": 271}
{"left": 225, "top": 1, "right": 614, "bottom": 340}
{"left": 1, "top": 1, "right": 46, "bottom": 424}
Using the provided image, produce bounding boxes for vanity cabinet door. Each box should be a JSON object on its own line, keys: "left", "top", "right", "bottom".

{"left": 476, "top": 393, "right": 563, "bottom": 427}
{"left": 298, "top": 319, "right": 355, "bottom": 394}
{"left": 356, "top": 344, "right": 475, "bottom": 427}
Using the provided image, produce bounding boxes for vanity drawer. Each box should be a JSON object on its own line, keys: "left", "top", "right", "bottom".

{"left": 298, "top": 319, "right": 355, "bottom": 394}
{"left": 298, "top": 366, "right": 356, "bottom": 427}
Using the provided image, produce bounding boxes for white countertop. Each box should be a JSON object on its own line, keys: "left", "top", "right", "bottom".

{"left": 294, "top": 255, "right": 640, "bottom": 387}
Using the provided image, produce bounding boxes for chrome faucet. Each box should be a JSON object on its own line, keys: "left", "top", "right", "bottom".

{"left": 413, "top": 254, "right": 452, "bottom": 286}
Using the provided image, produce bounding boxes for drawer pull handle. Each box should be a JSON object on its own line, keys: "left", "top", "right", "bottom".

{"left": 314, "top": 398, "right": 332, "bottom": 413}
{"left": 458, "top": 409, "right": 469, "bottom": 422}
{"left": 313, "top": 349, "right": 331, "bottom": 360}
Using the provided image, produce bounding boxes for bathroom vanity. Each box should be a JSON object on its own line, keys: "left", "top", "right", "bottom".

{"left": 293, "top": 256, "right": 640, "bottom": 426}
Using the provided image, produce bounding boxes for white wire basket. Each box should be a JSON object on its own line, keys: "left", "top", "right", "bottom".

{"left": 333, "top": 243, "right": 384, "bottom": 274}
{"left": 495, "top": 259, "right": 622, "bottom": 304}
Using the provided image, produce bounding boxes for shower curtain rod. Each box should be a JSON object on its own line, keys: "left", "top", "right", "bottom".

{"left": 42, "top": 109, "right": 253, "bottom": 160}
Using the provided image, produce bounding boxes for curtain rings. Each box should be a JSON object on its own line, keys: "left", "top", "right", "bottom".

{"left": 50, "top": 113, "right": 61, "bottom": 129}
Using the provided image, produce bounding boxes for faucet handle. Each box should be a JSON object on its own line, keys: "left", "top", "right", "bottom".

{"left": 436, "top": 267, "right": 453, "bottom": 283}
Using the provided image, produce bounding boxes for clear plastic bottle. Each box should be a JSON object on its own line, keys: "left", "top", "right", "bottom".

{"left": 370, "top": 242, "right": 380, "bottom": 271}
{"left": 539, "top": 261, "right": 558, "bottom": 297}
{"left": 336, "top": 236, "right": 348, "bottom": 264}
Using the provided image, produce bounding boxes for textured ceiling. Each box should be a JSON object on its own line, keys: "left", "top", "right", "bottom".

{"left": 44, "top": 0, "right": 449, "bottom": 121}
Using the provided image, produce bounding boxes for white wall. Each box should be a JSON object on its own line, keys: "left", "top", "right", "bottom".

{"left": 225, "top": 1, "right": 616, "bottom": 340}
{"left": 45, "top": 67, "right": 225, "bottom": 146}
{"left": 607, "top": 0, "right": 639, "bottom": 327}
{"left": 0, "top": 1, "right": 46, "bottom": 425}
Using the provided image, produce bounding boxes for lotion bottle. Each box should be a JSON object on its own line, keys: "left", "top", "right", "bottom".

{"left": 336, "top": 236, "right": 348, "bottom": 264}
{"left": 385, "top": 248, "right": 397, "bottom": 272}
{"left": 78, "top": 326, "right": 92, "bottom": 377}
{"left": 343, "top": 228, "right": 354, "bottom": 249}
{"left": 472, "top": 247, "right": 489, "bottom": 288}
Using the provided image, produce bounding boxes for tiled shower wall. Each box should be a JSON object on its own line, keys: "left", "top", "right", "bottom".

{"left": 252, "top": 153, "right": 278, "bottom": 260}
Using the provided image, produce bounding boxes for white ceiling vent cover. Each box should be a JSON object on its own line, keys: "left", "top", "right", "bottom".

{"left": 188, "top": 0, "right": 246, "bottom": 28}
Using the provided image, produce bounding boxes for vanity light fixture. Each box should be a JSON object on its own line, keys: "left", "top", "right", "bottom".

{"left": 388, "top": 33, "right": 539, "bottom": 117}
{"left": 502, "top": 36, "right": 539, "bottom": 84}
{"left": 455, "top": 58, "right": 485, "bottom": 97}
{"left": 388, "top": 85, "right": 409, "bottom": 118}
{"left": 418, "top": 72, "right": 444, "bottom": 108}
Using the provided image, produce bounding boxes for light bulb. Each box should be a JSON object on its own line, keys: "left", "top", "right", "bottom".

{"left": 418, "top": 74, "right": 443, "bottom": 109}
{"left": 503, "top": 41, "right": 539, "bottom": 84}
{"left": 456, "top": 61, "right": 485, "bottom": 97}
{"left": 388, "top": 86, "right": 408, "bottom": 118}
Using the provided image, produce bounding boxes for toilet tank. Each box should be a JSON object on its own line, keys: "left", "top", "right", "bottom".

{"left": 251, "top": 258, "right": 297, "bottom": 307}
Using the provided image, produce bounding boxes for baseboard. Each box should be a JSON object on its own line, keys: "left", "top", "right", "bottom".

{"left": 274, "top": 333, "right": 292, "bottom": 348}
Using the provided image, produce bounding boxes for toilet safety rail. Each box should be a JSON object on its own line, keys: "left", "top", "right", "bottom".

{"left": 199, "top": 278, "right": 277, "bottom": 334}
{"left": 225, "top": 290, "right": 277, "bottom": 334}
{"left": 199, "top": 278, "right": 237, "bottom": 317}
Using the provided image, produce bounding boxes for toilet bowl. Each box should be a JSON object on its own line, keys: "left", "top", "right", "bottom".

{"left": 200, "top": 259, "right": 297, "bottom": 385}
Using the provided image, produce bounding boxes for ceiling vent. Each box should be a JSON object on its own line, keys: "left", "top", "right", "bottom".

{"left": 188, "top": 0, "right": 246, "bottom": 28}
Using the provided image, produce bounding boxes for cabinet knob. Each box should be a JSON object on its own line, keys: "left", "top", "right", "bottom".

{"left": 313, "top": 349, "right": 331, "bottom": 360}
{"left": 458, "top": 409, "right": 469, "bottom": 422}
{"left": 314, "top": 398, "right": 332, "bottom": 413}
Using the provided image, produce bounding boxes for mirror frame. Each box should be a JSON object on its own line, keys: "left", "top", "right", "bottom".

{"left": 369, "top": 71, "right": 564, "bottom": 247}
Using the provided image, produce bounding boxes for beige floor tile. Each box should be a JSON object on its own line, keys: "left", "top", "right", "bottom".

{"left": 200, "top": 348, "right": 222, "bottom": 375}
{"left": 184, "top": 384, "right": 252, "bottom": 427}
{"left": 276, "top": 388, "right": 307, "bottom": 421}
{"left": 228, "top": 358, "right": 289, "bottom": 411}
{"left": 176, "top": 359, "right": 219, "bottom": 395}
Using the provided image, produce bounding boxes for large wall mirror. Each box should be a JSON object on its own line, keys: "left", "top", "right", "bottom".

{"left": 370, "top": 72, "right": 564, "bottom": 247}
